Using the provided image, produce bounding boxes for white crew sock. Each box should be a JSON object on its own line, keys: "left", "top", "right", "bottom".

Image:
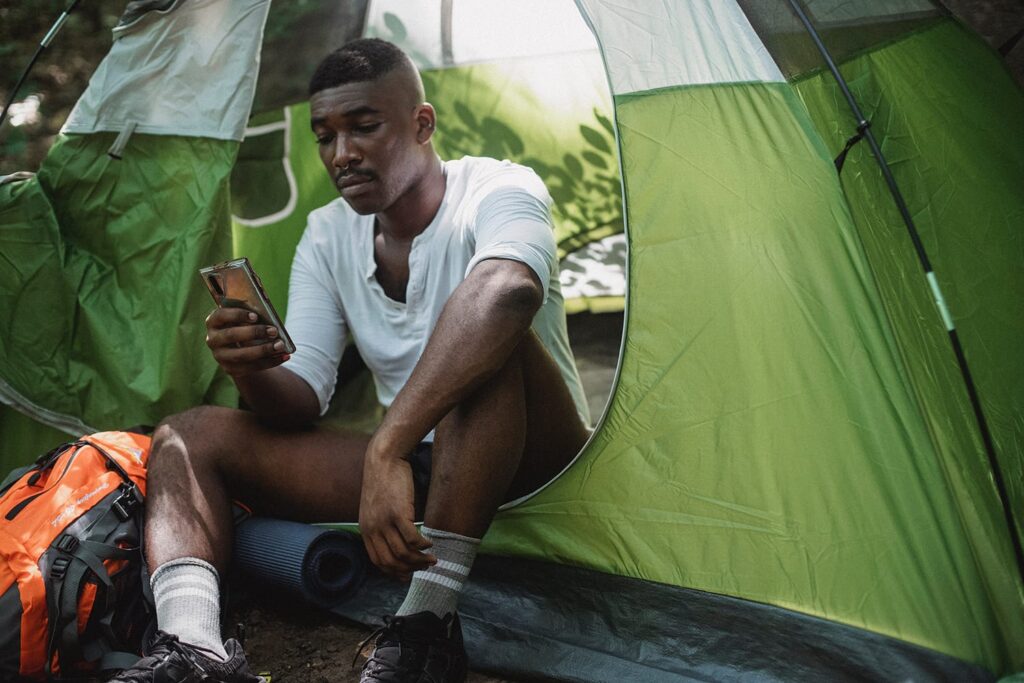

{"left": 396, "top": 526, "right": 480, "bottom": 618}
{"left": 150, "top": 557, "right": 228, "bottom": 661}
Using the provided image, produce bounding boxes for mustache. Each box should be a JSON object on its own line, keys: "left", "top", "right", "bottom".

{"left": 337, "top": 169, "right": 375, "bottom": 182}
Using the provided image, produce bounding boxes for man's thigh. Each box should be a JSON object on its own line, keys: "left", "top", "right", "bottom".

{"left": 506, "top": 333, "right": 590, "bottom": 501}
{"left": 175, "top": 406, "right": 372, "bottom": 523}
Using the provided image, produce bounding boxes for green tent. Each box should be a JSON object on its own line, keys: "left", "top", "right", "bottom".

{"left": 1, "top": 0, "right": 1022, "bottom": 679}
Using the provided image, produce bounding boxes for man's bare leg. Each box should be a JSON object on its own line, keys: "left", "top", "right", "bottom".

{"left": 428, "top": 330, "right": 588, "bottom": 534}
{"left": 144, "top": 406, "right": 370, "bottom": 657}
{"left": 393, "top": 331, "right": 588, "bottom": 619}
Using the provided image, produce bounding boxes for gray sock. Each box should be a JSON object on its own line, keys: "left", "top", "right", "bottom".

{"left": 150, "top": 557, "right": 228, "bottom": 661}
{"left": 396, "top": 526, "right": 480, "bottom": 618}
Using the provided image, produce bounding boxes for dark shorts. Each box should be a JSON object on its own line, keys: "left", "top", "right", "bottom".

{"left": 409, "top": 442, "right": 433, "bottom": 521}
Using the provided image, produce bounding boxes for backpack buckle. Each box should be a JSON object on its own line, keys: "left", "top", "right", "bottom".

{"left": 50, "top": 556, "right": 71, "bottom": 580}
{"left": 55, "top": 534, "right": 79, "bottom": 553}
{"left": 112, "top": 484, "right": 142, "bottom": 522}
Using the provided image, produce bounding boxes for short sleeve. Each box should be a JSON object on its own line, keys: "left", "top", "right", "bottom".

{"left": 280, "top": 227, "right": 348, "bottom": 415}
{"left": 464, "top": 172, "right": 558, "bottom": 302}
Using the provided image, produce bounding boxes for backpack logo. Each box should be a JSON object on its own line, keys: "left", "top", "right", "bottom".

{"left": 50, "top": 482, "right": 110, "bottom": 527}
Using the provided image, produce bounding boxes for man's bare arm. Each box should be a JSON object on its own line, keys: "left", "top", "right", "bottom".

{"left": 205, "top": 307, "right": 321, "bottom": 428}
{"left": 358, "top": 257, "right": 543, "bottom": 577}
{"left": 374, "top": 257, "right": 543, "bottom": 458}
{"left": 233, "top": 366, "right": 321, "bottom": 428}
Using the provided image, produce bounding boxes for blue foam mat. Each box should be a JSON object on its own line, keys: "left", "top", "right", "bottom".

{"left": 233, "top": 517, "right": 367, "bottom": 607}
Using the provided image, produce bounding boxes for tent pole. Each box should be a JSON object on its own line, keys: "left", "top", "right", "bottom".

{"left": 0, "top": 0, "right": 82, "bottom": 131}
{"left": 785, "top": 0, "right": 1024, "bottom": 584}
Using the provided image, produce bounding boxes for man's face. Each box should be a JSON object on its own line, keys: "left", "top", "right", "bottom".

{"left": 309, "top": 70, "right": 429, "bottom": 215}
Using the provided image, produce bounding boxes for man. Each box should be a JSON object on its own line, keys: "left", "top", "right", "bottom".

{"left": 114, "top": 38, "right": 590, "bottom": 683}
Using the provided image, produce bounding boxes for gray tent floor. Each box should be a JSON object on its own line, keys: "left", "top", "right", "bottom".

{"left": 220, "top": 312, "right": 624, "bottom": 683}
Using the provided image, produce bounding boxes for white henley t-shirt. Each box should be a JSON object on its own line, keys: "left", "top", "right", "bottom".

{"left": 282, "top": 156, "right": 591, "bottom": 435}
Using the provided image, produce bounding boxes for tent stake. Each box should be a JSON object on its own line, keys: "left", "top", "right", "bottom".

{"left": 785, "top": 0, "right": 1024, "bottom": 584}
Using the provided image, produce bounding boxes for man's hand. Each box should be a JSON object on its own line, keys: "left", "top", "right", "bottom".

{"left": 359, "top": 444, "right": 435, "bottom": 580}
{"left": 205, "top": 307, "right": 289, "bottom": 377}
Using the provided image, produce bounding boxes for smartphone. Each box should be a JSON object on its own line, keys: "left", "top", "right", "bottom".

{"left": 199, "top": 257, "right": 296, "bottom": 355}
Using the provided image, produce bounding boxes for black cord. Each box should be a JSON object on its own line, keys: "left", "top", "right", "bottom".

{"left": 0, "top": 0, "right": 83, "bottom": 131}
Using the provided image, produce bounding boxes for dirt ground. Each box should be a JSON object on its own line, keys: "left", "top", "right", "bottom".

{"left": 225, "top": 589, "right": 516, "bottom": 683}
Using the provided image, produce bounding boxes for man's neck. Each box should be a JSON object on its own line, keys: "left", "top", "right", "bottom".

{"left": 376, "top": 157, "right": 446, "bottom": 242}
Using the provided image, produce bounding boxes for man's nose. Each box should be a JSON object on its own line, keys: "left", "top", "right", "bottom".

{"left": 332, "top": 136, "right": 361, "bottom": 171}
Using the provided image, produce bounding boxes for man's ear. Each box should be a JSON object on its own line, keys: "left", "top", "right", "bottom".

{"left": 415, "top": 103, "right": 436, "bottom": 144}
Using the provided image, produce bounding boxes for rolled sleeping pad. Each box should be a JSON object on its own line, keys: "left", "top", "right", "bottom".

{"left": 232, "top": 517, "right": 368, "bottom": 606}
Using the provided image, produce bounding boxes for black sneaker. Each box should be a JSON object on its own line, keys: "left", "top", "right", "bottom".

{"left": 356, "top": 611, "right": 468, "bottom": 683}
{"left": 106, "top": 630, "right": 265, "bottom": 683}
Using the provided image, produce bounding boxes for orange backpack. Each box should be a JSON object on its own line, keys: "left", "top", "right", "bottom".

{"left": 0, "top": 432, "right": 154, "bottom": 680}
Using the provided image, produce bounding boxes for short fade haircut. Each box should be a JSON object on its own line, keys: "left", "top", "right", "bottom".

{"left": 308, "top": 38, "right": 410, "bottom": 96}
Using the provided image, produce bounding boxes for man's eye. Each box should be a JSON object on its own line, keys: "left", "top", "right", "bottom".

{"left": 353, "top": 123, "right": 381, "bottom": 134}
{"left": 315, "top": 134, "right": 334, "bottom": 146}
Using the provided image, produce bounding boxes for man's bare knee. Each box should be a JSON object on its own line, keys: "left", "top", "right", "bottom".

{"left": 149, "top": 405, "right": 241, "bottom": 480}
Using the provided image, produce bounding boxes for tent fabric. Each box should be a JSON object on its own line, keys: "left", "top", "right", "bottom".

{"left": 365, "top": 0, "right": 598, "bottom": 70}
{"left": 576, "top": 0, "right": 784, "bottom": 93}
{"left": 477, "top": 2, "right": 1024, "bottom": 674}
{"left": 0, "top": 0, "right": 271, "bottom": 444}
{"left": 0, "top": 133, "right": 238, "bottom": 437}
{"left": 792, "top": 19, "right": 1024, "bottom": 558}
{"left": 63, "top": 0, "right": 270, "bottom": 141}
{"left": 736, "top": 1, "right": 944, "bottom": 80}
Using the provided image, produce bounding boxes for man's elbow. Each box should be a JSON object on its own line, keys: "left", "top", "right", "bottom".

{"left": 485, "top": 264, "right": 543, "bottom": 318}
{"left": 497, "top": 279, "right": 542, "bottom": 315}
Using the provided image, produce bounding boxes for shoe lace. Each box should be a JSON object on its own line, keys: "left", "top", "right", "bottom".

{"left": 352, "top": 616, "right": 423, "bottom": 677}
{"left": 114, "top": 631, "right": 223, "bottom": 682}
{"left": 352, "top": 616, "right": 393, "bottom": 669}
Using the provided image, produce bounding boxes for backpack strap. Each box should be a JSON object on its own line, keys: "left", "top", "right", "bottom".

{"left": 0, "top": 441, "right": 78, "bottom": 496}
{"left": 44, "top": 494, "right": 142, "bottom": 676}
{"left": 0, "top": 464, "right": 33, "bottom": 495}
{"left": 81, "top": 438, "right": 135, "bottom": 487}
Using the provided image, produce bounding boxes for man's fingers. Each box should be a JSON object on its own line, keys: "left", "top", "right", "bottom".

{"left": 383, "top": 527, "right": 433, "bottom": 571}
{"left": 401, "top": 524, "right": 433, "bottom": 552}
{"left": 210, "top": 335, "right": 284, "bottom": 360}
{"left": 207, "top": 324, "right": 279, "bottom": 350}
{"left": 365, "top": 533, "right": 395, "bottom": 575}
{"left": 206, "top": 307, "right": 258, "bottom": 329}
{"left": 363, "top": 534, "right": 380, "bottom": 569}
{"left": 216, "top": 341, "right": 287, "bottom": 365}
{"left": 370, "top": 533, "right": 405, "bottom": 577}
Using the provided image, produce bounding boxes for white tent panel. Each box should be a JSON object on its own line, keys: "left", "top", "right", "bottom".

{"left": 62, "top": 0, "right": 269, "bottom": 140}
{"left": 366, "top": 0, "right": 599, "bottom": 69}
{"left": 450, "top": 1, "right": 598, "bottom": 64}
{"left": 364, "top": 0, "right": 444, "bottom": 68}
{"left": 575, "top": 0, "right": 784, "bottom": 95}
